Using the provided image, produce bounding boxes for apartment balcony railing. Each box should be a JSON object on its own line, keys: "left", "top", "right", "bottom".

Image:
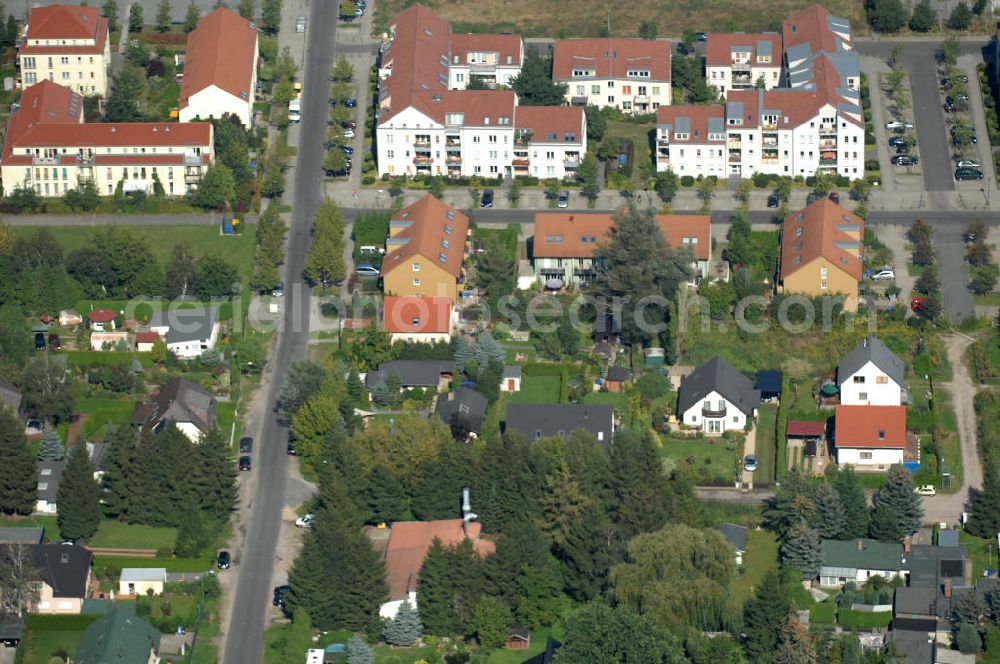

{"left": 413, "top": 139, "right": 431, "bottom": 148}
{"left": 633, "top": 95, "right": 649, "bottom": 104}
{"left": 447, "top": 155, "right": 462, "bottom": 164}
{"left": 819, "top": 140, "right": 837, "bottom": 150}
{"left": 729, "top": 154, "right": 741, "bottom": 163}
{"left": 702, "top": 405, "right": 727, "bottom": 418}
{"left": 32, "top": 156, "right": 59, "bottom": 165}
{"left": 512, "top": 158, "right": 530, "bottom": 166}
{"left": 727, "top": 137, "right": 741, "bottom": 148}
{"left": 564, "top": 158, "right": 581, "bottom": 169}
{"left": 413, "top": 156, "right": 433, "bottom": 165}
{"left": 819, "top": 157, "right": 837, "bottom": 166}
{"left": 183, "top": 153, "right": 203, "bottom": 166}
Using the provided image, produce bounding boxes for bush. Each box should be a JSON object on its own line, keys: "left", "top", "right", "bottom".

{"left": 362, "top": 175, "right": 376, "bottom": 185}
{"left": 751, "top": 172, "right": 778, "bottom": 188}
{"left": 515, "top": 175, "right": 540, "bottom": 186}
{"left": 865, "top": 159, "right": 880, "bottom": 172}
{"left": 636, "top": 372, "right": 671, "bottom": 400}
{"left": 680, "top": 175, "right": 695, "bottom": 187}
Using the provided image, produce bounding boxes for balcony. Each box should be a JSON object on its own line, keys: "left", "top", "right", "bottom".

{"left": 819, "top": 123, "right": 836, "bottom": 134}
{"left": 762, "top": 122, "right": 778, "bottom": 130}
{"left": 32, "top": 156, "right": 58, "bottom": 166}
{"left": 658, "top": 147, "right": 670, "bottom": 157}
{"left": 413, "top": 156, "right": 433, "bottom": 165}
{"left": 762, "top": 139, "right": 778, "bottom": 148}
{"left": 446, "top": 136, "right": 461, "bottom": 147}
{"left": 414, "top": 145, "right": 432, "bottom": 154}
{"left": 414, "top": 139, "right": 431, "bottom": 148}
{"left": 727, "top": 137, "right": 741, "bottom": 148}
{"left": 515, "top": 131, "right": 534, "bottom": 145}
{"left": 184, "top": 153, "right": 203, "bottom": 166}
{"left": 729, "top": 153, "right": 741, "bottom": 163}
{"left": 819, "top": 157, "right": 837, "bottom": 166}
{"left": 702, "top": 405, "right": 727, "bottom": 418}
{"left": 819, "top": 140, "right": 837, "bottom": 150}
{"left": 633, "top": 95, "right": 649, "bottom": 104}
{"left": 731, "top": 62, "right": 751, "bottom": 71}
{"left": 564, "top": 158, "right": 581, "bottom": 169}
{"left": 512, "top": 158, "right": 530, "bottom": 166}
{"left": 447, "top": 155, "right": 462, "bottom": 164}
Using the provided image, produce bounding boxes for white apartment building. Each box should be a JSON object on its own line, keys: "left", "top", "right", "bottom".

{"left": 1, "top": 81, "right": 214, "bottom": 197}
{"left": 178, "top": 8, "right": 259, "bottom": 127}
{"left": 376, "top": 5, "right": 585, "bottom": 179}
{"left": 552, "top": 38, "right": 671, "bottom": 114}
{"left": 18, "top": 4, "right": 111, "bottom": 97}
{"left": 705, "top": 33, "right": 782, "bottom": 93}
{"left": 654, "top": 106, "right": 727, "bottom": 178}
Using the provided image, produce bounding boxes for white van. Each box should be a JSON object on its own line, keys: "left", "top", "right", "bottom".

{"left": 289, "top": 97, "right": 301, "bottom": 123}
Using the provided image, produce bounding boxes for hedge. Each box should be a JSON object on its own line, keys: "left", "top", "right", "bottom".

{"left": 93, "top": 556, "right": 210, "bottom": 577}
{"left": 26, "top": 614, "right": 101, "bottom": 630}
{"left": 838, "top": 608, "right": 892, "bottom": 629}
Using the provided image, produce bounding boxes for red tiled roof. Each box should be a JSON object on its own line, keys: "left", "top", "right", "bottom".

{"left": 705, "top": 33, "right": 782, "bottom": 67}
{"left": 533, "top": 212, "right": 710, "bottom": 260}
{"left": 834, "top": 405, "right": 906, "bottom": 449}
{"left": 134, "top": 331, "right": 160, "bottom": 344}
{"left": 2, "top": 80, "right": 82, "bottom": 159}
{"left": 381, "top": 195, "right": 469, "bottom": 278}
{"left": 780, "top": 198, "right": 864, "bottom": 282}
{"left": 656, "top": 215, "right": 711, "bottom": 261}
{"left": 383, "top": 296, "right": 452, "bottom": 334}
{"left": 449, "top": 33, "right": 522, "bottom": 67}
{"left": 513, "top": 106, "right": 584, "bottom": 144}
{"left": 26, "top": 5, "right": 102, "bottom": 40}
{"left": 787, "top": 420, "right": 826, "bottom": 437}
{"left": 552, "top": 38, "right": 671, "bottom": 82}
{"left": 179, "top": 8, "right": 257, "bottom": 111}
{"left": 656, "top": 105, "right": 725, "bottom": 144}
{"left": 783, "top": 4, "right": 851, "bottom": 54}
{"left": 87, "top": 308, "right": 116, "bottom": 323}
{"left": 384, "top": 520, "right": 495, "bottom": 600}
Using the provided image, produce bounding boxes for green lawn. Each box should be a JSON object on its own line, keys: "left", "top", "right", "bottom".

{"left": 87, "top": 521, "right": 177, "bottom": 550}
{"left": 974, "top": 292, "right": 1000, "bottom": 306}
{"left": 93, "top": 555, "right": 211, "bottom": 575}
{"left": 582, "top": 390, "right": 629, "bottom": 409}
{"left": 753, "top": 405, "right": 778, "bottom": 487}
{"left": 472, "top": 224, "right": 520, "bottom": 262}
{"left": 20, "top": 629, "right": 81, "bottom": 664}
{"left": 487, "top": 627, "right": 564, "bottom": 663}
{"left": 960, "top": 530, "right": 997, "bottom": 578}
{"left": 507, "top": 375, "right": 561, "bottom": 404}
{"left": 838, "top": 608, "right": 892, "bottom": 628}
{"left": 809, "top": 600, "right": 837, "bottom": 625}
{"left": 731, "top": 529, "right": 779, "bottom": 604}
{"left": 660, "top": 435, "right": 742, "bottom": 486}
{"left": 0, "top": 515, "right": 58, "bottom": 542}
{"left": 73, "top": 398, "right": 139, "bottom": 442}
{"left": 142, "top": 593, "right": 198, "bottom": 623}
{"left": 603, "top": 121, "right": 653, "bottom": 190}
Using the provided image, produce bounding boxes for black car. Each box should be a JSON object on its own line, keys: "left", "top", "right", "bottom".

{"left": 944, "top": 101, "right": 957, "bottom": 113}
{"left": 890, "top": 125, "right": 907, "bottom": 134}
{"left": 828, "top": 192, "right": 840, "bottom": 204}
{"left": 888, "top": 136, "right": 911, "bottom": 148}
{"left": 238, "top": 455, "right": 251, "bottom": 471}
{"left": 239, "top": 437, "right": 253, "bottom": 453}
{"left": 341, "top": 120, "right": 357, "bottom": 129}
{"left": 344, "top": 98, "right": 358, "bottom": 108}
{"left": 696, "top": 31, "right": 708, "bottom": 41}
{"left": 340, "top": 145, "right": 354, "bottom": 155}
{"left": 273, "top": 585, "right": 290, "bottom": 607}
{"left": 806, "top": 192, "right": 818, "bottom": 205}
{"left": 217, "top": 551, "right": 231, "bottom": 569}
{"left": 956, "top": 167, "right": 984, "bottom": 181}
{"left": 47, "top": 334, "right": 60, "bottom": 350}
{"left": 941, "top": 77, "right": 953, "bottom": 89}
{"left": 945, "top": 95, "right": 956, "bottom": 105}
{"left": 891, "top": 154, "right": 918, "bottom": 166}
{"left": 287, "top": 440, "right": 297, "bottom": 455}
{"left": 328, "top": 98, "right": 338, "bottom": 107}
{"left": 34, "top": 332, "right": 45, "bottom": 350}
{"left": 481, "top": 189, "right": 494, "bottom": 208}
{"left": 766, "top": 194, "right": 779, "bottom": 208}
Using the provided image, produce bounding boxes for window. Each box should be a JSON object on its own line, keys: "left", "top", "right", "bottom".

{"left": 853, "top": 376, "right": 865, "bottom": 384}
{"left": 858, "top": 392, "right": 867, "bottom": 401}
{"left": 60, "top": 56, "right": 69, "bottom": 64}
{"left": 652, "top": 86, "right": 660, "bottom": 95}
{"left": 22, "top": 57, "right": 35, "bottom": 69}
{"left": 387, "top": 150, "right": 394, "bottom": 158}
{"left": 607, "top": 96, "right": 615, "bottom": 103}
{"left": 821, "top": 280, "right": 827, "bottom": 289}
{"left": 622, "top": 85, "right": 632, "bottom": 95}
{"left": 412, "top": 262, "right": 421, "bottom": 272}
{"left": 61, "top": 72, "right": 70, "bottom": 80}
{"left": 442, "top": 239, "right": 450, "bottom": 249}
{"left": 473, "top": 136, "right": 481, "bottom": 143}
{"left": 877, "top": 429, "right": 885, "bottom": 440}
{"left": 576, "top": 85, "right": 585, "bottom": 94}
{"left": 876, "top": 376, "right": 888, "bottom": 384}
{"left": 860, "top": 451, "right": 873, "bottom": 460}
{"left": 591, "top": 85, "right": 600, "bottom": 94}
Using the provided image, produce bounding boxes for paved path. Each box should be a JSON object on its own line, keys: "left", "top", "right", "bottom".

{"left": 3, "top": 212, "right": 235, "bottom": 226}
{"left": 740, "top": 426, "right": 757, "bottom": 489}
{"left": 936, "top": 225, "right": 976, "bottom": 323}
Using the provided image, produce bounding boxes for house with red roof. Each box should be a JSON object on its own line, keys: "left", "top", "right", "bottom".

{"left": 17, "top": 5, "right": 111, "bottom": 96}
{"left": 552, "top": 38, "right": 671, "bottom": 114}
{"left": 87, "top": 308, "right": 116, "bottom": 332}
{"left": 375, "top": 5, "right": 586, "bottom": 179}
{"left": 834, "top": 405, "right": 907, "bottom": 468}
{"left": 705, "top": 33, "right": 782, "bottom": 93}
{"left": 383, "top": 296, "right": 453, "bottom": 344}
{"left": 0, "top": 80, "right": 214, "bottom": 198}
{"left": 178, "top": 8, "right": 259, "bottom": 127}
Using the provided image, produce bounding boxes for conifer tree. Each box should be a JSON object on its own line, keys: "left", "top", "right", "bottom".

{"left": 835, "top": 466, "right": 870, "bottom": 538}
{"left": 359, "top": 466, "right": 405, "bottom": 524}
{"left": 968, "top": 460, "right": 1000, "bottom": 538}
{"left": 382, "top": 598, "right": 423, "bottom": 646}
{"left": 38, "top": 430, "right": 64, "bottom": 462}
{"left": 871, "top": 465, "right": 923, "bottom": 537}
{"left": 346, "top": 635, "right": 373, "bottom": 664}
{"left": 190, "top": 427, "right": 237, "bottom": 522}
{"left": 775, "top": 615, "right": 817, "bottom": 664}
{"left": 780, "top": 521, "right": 822, "bottom": 579}
{"left": 0, "top": 408, "right": 37, "bottom": 515}
{"left": 743, "top": 570, "right": 793, "bottom": 661}
{"left": 57, "top": 443, "right": 101, "bottom": 540}
{"left": 810, "top": 482, "right": 846, "bottom": 539}
{"left": 346, "top": 371, "right": 368, "bottom": 409}
{"left": 101, "top": 423, "right": 136, "bottom": 519}
{"left": 869, "top": 502, "right": 904, "bottom": 542}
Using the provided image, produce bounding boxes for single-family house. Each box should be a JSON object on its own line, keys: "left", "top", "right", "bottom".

{"left": 380, "top": 196, "right": 469, "bottom": 304}
{"left": 837, "top": 336, "right": 905, "bottom": 406}
{"left": 74, "top": 603, "right": 160, "bottom": 664}
{"left": 889, "top": 627, "right": 934, "bottom": 664}
{"left": 435, "top": 387, "right": 488, "bottom": 438}
{"left": 148, "top": 307, "right": 220, "bottom": 359}
{"left": 58, "top": 310, "right": 83, "bottom": 327}
{"left": 778, "top": 199, "right": 865, "bottom": 311}
{"left": 134, "top": 331, "right": 160, "bottom": 352}
{"left": 31, "top": 543, "right": 92, "bottom": 614}
{"left": 0, "top": 380, "right": 23, "bottom": 420}
{"left": 364, "top": 360, "right": 455, "bottom": 392}
{"left": 834, "top": 405, "right": 907, "bottom": 468}
{"left": 0, "top": 527, "right": 43, "bottom": 544}
{"left": 718, "top": 523, "right": 747, "bottom": 566}
{"left": 118, "top": 568, "right": 166, "bottom": 597}
{"left": 377, "top": 518, "right": 495, "bottom": 618}
{"left": 677, "top": 356, "right": 760, "bottom": 435}
{"left": 36, "top": 461, "right": 63, "bottom": 514}
{"left": 504, "top": 404, "right": 615, "bottom": 444}
{"left": 89, "top": 331, "right": 129, "bottom": 351}
{"left": 500, "top": 366, "right": 521, "bottom": 393}
{"left": 131, "top": 377, "right": 218, "bottom": 443}
{"left": 87, "top": 309, "right": 117, "bottom": 331}
{"left": 383, "top": 296, "right": 453, "bottom": 345}
{"left": 819, "top": 538, "right": 905, "bottom": 587}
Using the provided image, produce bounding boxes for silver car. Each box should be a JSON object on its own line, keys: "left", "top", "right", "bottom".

{"left": 557, "top": 191, "right": 569, "bottom": 208}
{"left": 957, "top": 159, "right": 981, "bottom": 169}
{"left": 871, "top": 268, "right": 895, "bottom": 281}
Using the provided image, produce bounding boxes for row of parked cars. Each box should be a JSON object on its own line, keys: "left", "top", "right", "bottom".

{"left": 884, "top": 121, "right": 920, "bottom": 167}
{"left": 940, "top": 74, "right": 986, "bottom": 181}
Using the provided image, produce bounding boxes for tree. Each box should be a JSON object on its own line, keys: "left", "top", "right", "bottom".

{"left": 0, "top": 544, "right": 41, "bottom": 617}
{"left": 956, "top": 622, "right": 982, "bottom": 654}
{"left": 0, "top": 409, "right": 36, "bottom": 515}
{"left": 191, "top": 163, "right": 236, "bottom": 210}
{"left": 104, "top": 70, "right": 144, "bottom": 122}
{"left": 968, "top": 461, "right": 1000, "bottom": 538}
{"left": 359, "top": 466, "right": 405, "bottom": 523}
{"left": 324, "top": 148, "right": 348, "bottom": 175}
{"left": 948, "top": 1, "right": 973, "bottom": 29}
{"left": 868, "top": 0, "right": 907, "bottom": 32}
{"left": 56, "top": 443, "right": 101, "bottom": 540}
{"left": 38, "top": 430, "right": 64, "bottom": 462}
{"left": 418, "top": 538, "right": 486, "bottom": 635}
{"left": 655, "top": 169, "right": 679, "bottom": 203}
{"left": 21, "top": 354, "right": 74, "bottom": 424}
{"left": 909, "top": 0, "right": 937, "bottom": 31}
{"left": 189, "top": 428, "right": 237, "bottom": 522}
{"left": 174, "top": 503, "right": 213, "bottom": 556}
{"left": 183, "top": 2, "right": 201, "bottom": 32}
{"left": 165, "top": 241, "right": 198, "bottom": 299}
{"left": 511, "top": 47, "right": 567, "bottom": 106}
{"left": 476, "top": 234, "right": 515, "bottom": 310}
{"left": 869, "top": 501, "right": 903, "bottom": 542}
{"left": 473, "top": 332, "right": 505, "bottom": 368}
{"left": 743, "top": 570, "right": 794, "bottom": 662}
{"left": 156, "top": 0, "right": 172, "bottom": 32}
{"left": 193, "top": 253, "right": 239, "bottom": 299}
{"left": 781, "top": 521, "right": 822, "bottom": 579}
{"left": 585, "top": 105, "right": 607, "bottom": 142}
{"left": 233, "top": 335, "right": 265, "bottom": 374}
{"left": 472, "top": 596, "right": 512, "bottom": 650}
{"left": 260, "top": 0, "right": 282, "bottom": 34}
{"left": 557, "top": 602, "right": 685, "bottom": 663}
{"left": 101, "top": 424, "right": 136, "bottom": 519}
{"left": 775, "top": 615, "right": 817, "bottom": 664}
{"left": 810, "top": 482, "right": 846, "bottom": 539}
{"left": 638, "top": 20, "right": 657, "bottom": 39}
{"left": 382, "top": 598, "right": 422, "bottom": 646}
{"left": 304, "top": 199, "right": 346, "bottom": 285}
{"left": 577, "top": 154, "right": 600, "bottom": 201}
{"left": 333, "top": 56, "right": 354, "bottom": 82}
{"left": 277, "top": 361, "right": 327, "bottom": 421}
{"left": 128, "top": 3, "right": 144, "bottom": 32}
{"left": 591, "top": 208, "right": 692, "bottom": 344}
{"left": 970, "top": 265, "right": 999, "bottom": 295}
{"left": 238, "top": 0, "right": 255, "bottom": 18}
{"left": 101, "top": 0, "right": 119, "bottom": 33}
{"left": 346, "top": 636, "right": 373, "bottom": 664}
{"left": 835, "top": 467, "right": 870, "bottom": 538}
{"left": 871, "top": 465, "right": 924, "bottom": 538}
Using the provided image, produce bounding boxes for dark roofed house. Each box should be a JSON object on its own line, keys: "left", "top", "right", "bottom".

{"left": 837, "top": 335, "right": 906, "bottom": 406}
{"left": 365, "top": 360, "right": 455, "bottom": 391}
{"left": 718, "top": 523, "right": 747, "bottom": 565}
{"left": 435, "top": 387, "right": 488, "bottom": 439}
{"left": 132, "top": 377, "right": 217, "bottom": 443}
{"left": 74, "top": 603, "right": 160, "bottom": 664}
{"left": 522, "top": 637, "right": 561, "bottom": 664}
{"left": 36, "top": 461, "right": 62, "bottom": 514}
{"left": 505, "top": 627, "right": 530, "bottom": 649}
{"left": 755, "top": 370, "right": 783, "bottom": 401}
{"left": 677, "top": 356, "right": 759, "bottom": 436}
{"left": 0, "top": 528, "right": 44, "bottom": 545}
{"left": 605, "top": 366, "right": 631, "bottom": 393}
{"left": 30, "top": 543, "right": 93, "bottom": 613}
{"left": 819, "top": 538, "right": 904, "bottom": 587}
{"left": 505, "top": 404, "right": 615, "bottom": 444}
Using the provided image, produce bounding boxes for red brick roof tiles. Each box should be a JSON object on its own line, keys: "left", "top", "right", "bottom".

{"left": 179, "top": 8, "right": 257, "bottom": 110}
{"left": 834, "top": 405, "right": 906, "bottom": 449}
{"left": 552, "top": 38, "right": 671, "bottom": 82}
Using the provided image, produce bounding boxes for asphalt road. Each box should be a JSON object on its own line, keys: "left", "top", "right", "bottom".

{"left": 16, "top": 0, "right": 231, "bottom": 21}
{"left": 935, "top": 224, "right": 975, "bottom": 322}
{"left": 220, "top": 1, "right": 338, "bottom": 662}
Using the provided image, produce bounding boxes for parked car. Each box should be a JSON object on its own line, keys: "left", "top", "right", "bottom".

{"left": 956, "top": 92, "right": 970, "bottom": 102}
{"left": 341, "top": 120, "right": 357, "bottom": 130}
{"left": 891, "top": 155, "right": 918, "bottom": 166}
{"left": 217, "top": 551, "right": 231, "bottom": 569}
{"left": 911, "top": 296, "right": 929, "bottom": 313}
{"left": 239, "top": 437, "right": 253, "bottom": 453}
{"left": 47, "top": 333, "right": 60, "bottom": 350}
{"left": 342, "top": 129, "right": 356, "bottom": 139}
{"left": 888, "top": 136, "right": 911, "bottom": 148}
{"left": 287, "top": 436, "right": 298, "bottom": 455}
{"left": 743, "top": 455, "right": 757, "bottom": 472}
{"left": 481, "top": 189, "right": 494, "bottom": 208}
{"left": 804, "top": 440, "right": 817, "bottom": 458}
{"left": 828, "top": 192, "right": 840, "bottom": 204}
{"left": 885, "top": 120, "right": 913, "bottom": 130}
{"left": 957, "top": 159, "right": 981, "bottom": 169}
{"left": 767, "top": 194, "right": 779, "bottom": 208}
{"left": 941, "top": 77, "right": 953, "bottom": 89}
{"left": 273, "top": 585, "right": 290, "bottom": 607}
{"left": 871, "top": 268, "right": 896, "bottom": 281}
{"left": 356, "top": 264, "right": 380, "bottom": 277}
{"left": 806, "top": 193, "right": 818, "bottom": 205}
{"left": 238, "top": 456, "right": 251, "bottom": 471}
{"left": 944, "top": 100, "right": 957, "bottom": 113}
{"left": 915, "top": 485, "right": 937, "bottom": 496}
{"left": 557, "top": 191, "right": 569, "bottom": 208}
{"left": 955, "top": 167, "right": 984, "bottom": 181}
{"left": 295, "top": 15, "right": 305, "bottom": 32}
{"left": 295, "top": 513, "right": 315, "bottom": 528}
{"left": 344, "top": 98, "right": 358, "bottom": 108}
{"left": 890, "top": 125, "right": 907, "bottom": 134}
{"left": 34, "top": 332, "right": 44, "bottom": 350}
{"left": 696, "top": 32, "right": 708, "bottom": 41}
{"left": 340, "top": 145, "right": 354, "bottom": 155}
{"left": 272, "top": 283, "right": 284, "bottom": 297}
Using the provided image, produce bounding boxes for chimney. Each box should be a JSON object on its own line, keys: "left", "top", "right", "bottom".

{"left": 903, "top": 536, "right": 912, "bottom": 553}
{"left": 461, "top": 487, "right": 478, "bottom": 538}
{"left": 944, "top": 578, "right": 953, "bottom": 599}
{"left": 856, "top": 539, "right": 864, "bottom": 551}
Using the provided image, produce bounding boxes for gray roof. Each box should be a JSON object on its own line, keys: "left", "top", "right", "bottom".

{"left": 0, "top": 527, "right": 43, "bottom": 544}
{"left": 731, "top": 45, "right": 752, "bottom": 53}
{"left": 707, "top": 116, "right": 725, "bottom": 135}
{"left": 606, "top": 366, "right": 630, "bottom": 382}
{"left": 935, "top": 647, "right": 977, "bottom": 664}
{"left": 149, "top": 307, "right": 218, "bottom": 345}
{"left": 938, "top": 529, "right": 960, "bottom": 547}
{"left": 119, "top": 568, "right": 166, "bottom": 583}
{"left": 435, "top": 387, "right": 488, "bottom": 434}
{"left": 502, "top": 365, "right": 521, "bottom": 379}
{"left": 0, "top": 380, "right": 21, "bottom": 416}
{"left": 133, "top": 378, "right": 217, "bottom": 434}
{"left": 894, "top": 585, "right": 938, "bottom": 616}
{"left": 718, "top": 524, "right": 747, "bottom": 552}
{"left": 504, "top": 404, "right": 614, "bottom": 444}
{"left": 785, "top": 42, "right": 813, "bottom": 65}
{"left": 31, "top": 543, "right": 92, "bottom": 598}
{"left": 907, "top": 544, "right": 966, "bottom": 587}
{"left": 677, "top": 356, "right": 760, "bottom": 418}
{"left": 674, "top": 116, "right": 691, "bottom": 134}
{"left": 37, "top": 461, "right": 63, "bottom": 502}
{"left": 820, "top": 538, "right": 904, "bottom": 571}
{"left": 756, "top": 39, "right": 773, "bottom": 57}
{"left": 365, "top": 360, "right": 455, "bottom": 389}
{"left": 726, "top": 100, "right": 743, "bottom": 120}
{"left": 837, "top": 336, "right": 905, "bottom": 388}
{"left": 889, "top": 629, "right": 933, "bottom": 664}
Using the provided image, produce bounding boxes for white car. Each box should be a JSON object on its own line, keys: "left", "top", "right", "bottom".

{"left": 915, "top": 485, "right": 937, "bottom": 497}
{"left": 871, "top": 268, "right": 895, "bottom": 281}
{"left": 295, "top": 513, "right": 315, "bottom": 527}
{"left": 343, "top": 129, "right": 356, "bottom": 139}
{"left": 885, "top": 121, "right": 913, "bottom": 130}
{"left": 957, "top": 159, "right": 981, "bottom": 169}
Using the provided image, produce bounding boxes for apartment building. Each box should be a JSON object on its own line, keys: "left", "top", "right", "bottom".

{"left": 376, "top": 5, "right": 585, "bottom": 179}
{"left": 654, "top": 106, "right": 727, "bottom": 179}
{"left": 0, "top": 80, "right": 214, "bottom": 197}
{"left": 782, "top": 4, "right": 859, "bottom": 93}
{"left": 552, "top": 38, "right": 671, "bottom": 114}
{"left": 705, "top": 33, "right": 782, "bottom": 93}
{"left": 178, "top": 7, "right": 259, "bottom": 127}
{"left": 18, "top": 4, "right": 111, "bottom": 96}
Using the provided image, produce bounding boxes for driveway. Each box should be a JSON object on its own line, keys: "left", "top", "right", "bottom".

{"left": 936, "top": 224, "right": 975, "bottom": 323}
{"left": 875, "top": 224, "right": 917, "bottom": 303}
